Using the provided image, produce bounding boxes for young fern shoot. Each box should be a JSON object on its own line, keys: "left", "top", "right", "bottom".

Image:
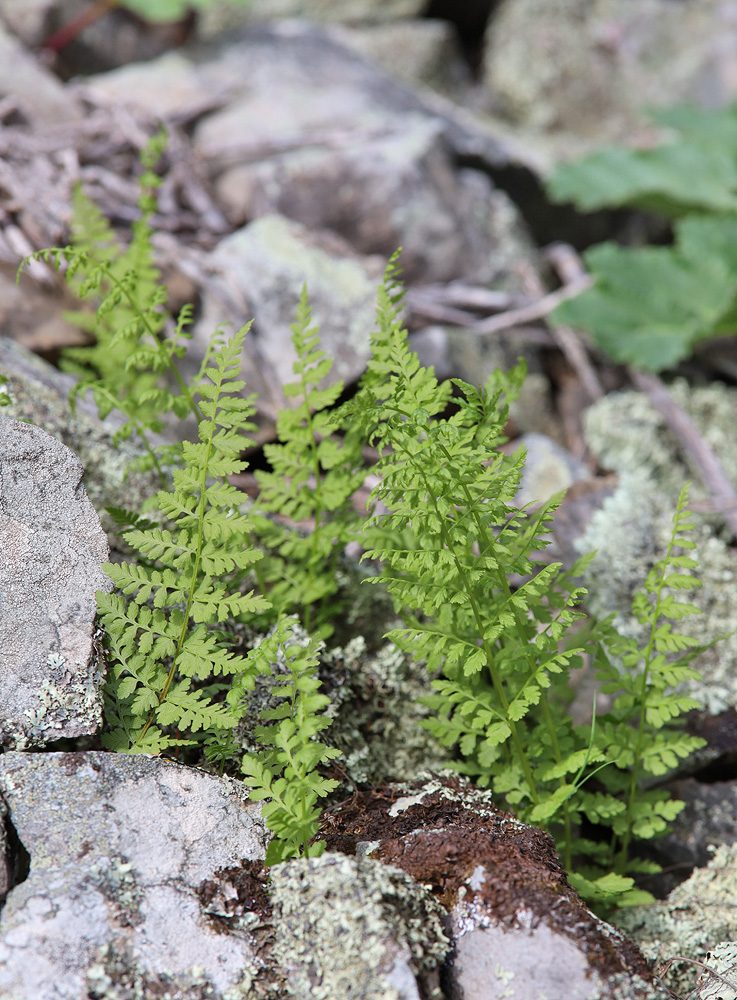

{"left": 98, "top": 326, "right": 271, "bottom": 753}
{"left": 572, "top": 484, "right": 710, "bottom": 903}
{"left": 253, "top": 287, "right": 364, "bottom": 637}
{"left": 19, "top": 130, "right": 201, "bottom": 484}
{"left": 239, "top": 616, "right": 341, "bottom": 864}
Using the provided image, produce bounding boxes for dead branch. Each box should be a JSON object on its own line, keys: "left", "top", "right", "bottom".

{"left": 630, "top": 369, "right": 737, "bottom": 539}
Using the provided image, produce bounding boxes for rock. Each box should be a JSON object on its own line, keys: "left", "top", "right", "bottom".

{"left": 321, "top": 773, "right": 669, "bottom": 1000}
{"left": 328, "top": 19, "right": 471, "bottom": 97}
{"left": 483, "top": 0, "right": 737, "bottom": 148}
{"left": 0, "top": 336, "right": 161, "bottom": 543}
{"left": 0, "top": 751, "right": 270, "bottom": 1000}
{"left": 636, "top": 776, "right": 737, "bottom": 897}
{"left": 0, "top": 267, "right": 86, "bottom": 357}
{"left": 191, "top": 214, "right": 381, "bottom": 410}
{"left": 0, "top": 418, "right": 111, "bottom": 749}
{"left": 515, "top": 432, "right": 589, "bottom": 506}
{"left": 196, "top": 0, "right": 427, "bottom": 37}
{"left": 0, "top": 20, "right": 82, "bottom": 125}
{"left": 270, "top": 852, "right": 449, "bottom": 1000}
{"left": 616, "top": 842, "right": 737, "bottom": 999}
{"left": 222, "top": 118, "right": 530, "bottom": 284}
{"left": 694, "top": 942, "right": 737, "bottom": 999}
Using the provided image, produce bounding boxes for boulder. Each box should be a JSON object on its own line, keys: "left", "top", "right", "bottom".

{"left": 0, "top": 418, "right": 111, "bottom": 748}
{"left": 0, "top": 752, "right": 270, "bottom": 1000}
{"left": 191, "top": 214, "right": 381, "bottom": 412}
{"left": 483, "top": 0, "right": 737, "bottom": 148}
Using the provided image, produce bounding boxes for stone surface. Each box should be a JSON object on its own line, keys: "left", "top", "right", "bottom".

{"left": 0, "top": 336, "right": 161, "bottom": 545}
{"left": 321, "top": 773, "right": 669, "bottom": 1000}
{"left": 617, "top": 842, "right": 737, "bottom": 999}
{"left": 329, "top": 19, "right": 471, "bottom": 97}
{"left": 191, "top": 214, "right": 380, "bottom": 411}
{"left": 0, "top": 418, "right": 111, "bottom": 748}
{"left": 270, "top": 853, "right": 449, "bottom": 1000}
{"left": 483, "top": 0, "right": 737, "bottom": 149}
{"left": 197, "top": 0, "right": 427, "bottom": 36}
{"left": 0, "top": 752, "right": 269, "bottom": 1000}
{"left": 221, "top": 118, "right": 530, "bottom": 284}
{"left": 515, "top": 431, "right": 590, "bottom": 507}
{"left": 0, "top": 20, "right": 82, "bottom": 125}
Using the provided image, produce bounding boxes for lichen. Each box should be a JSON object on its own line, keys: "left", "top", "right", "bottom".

{"left": 270, "top": 852, "right": 449, "bottom": 1000}
{"left": 583, "top": 380, "right": 737, "bottom": 519}
{"left": 615, "top": 843, "right": 737, "bottom": 998}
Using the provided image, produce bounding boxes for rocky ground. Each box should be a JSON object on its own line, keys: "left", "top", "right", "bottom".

{"left": 3, "top": 2, "right": 737, "bottom": 998}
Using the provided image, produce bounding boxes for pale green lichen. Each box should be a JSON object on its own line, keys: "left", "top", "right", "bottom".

{"left": 583, "top": 380, "right": 737, "bottom": 520}
{"left": 615, "top": 843, "right": 737, "bottom": 998}
{"left": 270, "top": 852, "right": 449, "bottom": 1000}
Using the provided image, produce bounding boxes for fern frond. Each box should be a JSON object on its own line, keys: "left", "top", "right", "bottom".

{"left": 99, "top": 325, "right": 271, "bottom": 752}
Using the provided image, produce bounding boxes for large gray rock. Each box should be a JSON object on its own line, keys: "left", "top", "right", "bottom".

{"left": 218, "top": 117, "right": 530, "bottom": 285}
{"left": 0, "top": 20, "right": 82, "bottom": 125}
{"left": 0, "top": 337, "right": 161, "bottom": 536}
{"left": 483, "top": 0, "right": 737, "bottom": 148}
{"left": 84, "top": 23, "right": 535, "bottom": 286}
{"left": 0, "top": 752, "right": 269, "bottom": 1000}
{"left": 0, "top": 418, "right": 111, "bottom": 749}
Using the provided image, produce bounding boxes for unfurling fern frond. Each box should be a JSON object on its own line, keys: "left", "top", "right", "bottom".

{"left": 97, "top": 326, "right": 271, "bottom": 753}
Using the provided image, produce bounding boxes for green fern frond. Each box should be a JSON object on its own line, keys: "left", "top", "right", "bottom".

{"left": 253, "top": 286, "right": 364, "bottom": 637}
{"left": 98, "top": 326, "right": 271, "bottom": 752}
{"left": 238, "top": 617, "right": 340, "bottom": 864}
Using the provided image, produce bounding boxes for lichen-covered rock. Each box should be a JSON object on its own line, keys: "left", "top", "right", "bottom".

{"left": 270, "top": 852, "right": 449, "bottom": 1000}
{"left": 0, "top": 752, "right": 269, "bottom": 1000}
{"left": 321, "top": 774, "right": 669, "bottom": 1000}
{"left": 0, "top": 418, "right": 111, "bottom": 748}
{"left": 0, "top": 337, "right": 161, "bottom": 543}
{"left": 483, "top": 0, "right": 737, "bottom": 148}
{"left": 190, "top": 214, "right": 380, "bottom": 413}
{"left": 616, "top": 843, "right": 737, "bottom": 998}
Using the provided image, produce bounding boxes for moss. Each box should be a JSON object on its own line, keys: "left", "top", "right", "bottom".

{"left": 270, "top": 852, "right": 449, "bottom": 1000}
{"left": 615, "top": 843, "right": 737, "bottom": 998}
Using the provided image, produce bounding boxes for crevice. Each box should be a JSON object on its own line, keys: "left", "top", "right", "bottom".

{"left": 0, "top": 805, "right": 31, "bottom": 914}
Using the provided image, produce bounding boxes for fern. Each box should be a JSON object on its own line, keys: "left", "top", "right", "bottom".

{"left": 238, "top": 617, "right": 341, "bottom": 864}
{"left": 97, "top": 325, "right": 270, "bottom": 753}
{"left": 570, "top": 485, "right": 711, "bottom": 904}
{"left": 348, "top": 266, "right": 719, "bottom": 907}
{"left": 351, "top": 260, "right": 598, "bottom": 873}
{"left": 19, "top": 129, "right": 200, "bottom": 484}
{"left": 251, "top": 287, "right": 364, "bottom": 637}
